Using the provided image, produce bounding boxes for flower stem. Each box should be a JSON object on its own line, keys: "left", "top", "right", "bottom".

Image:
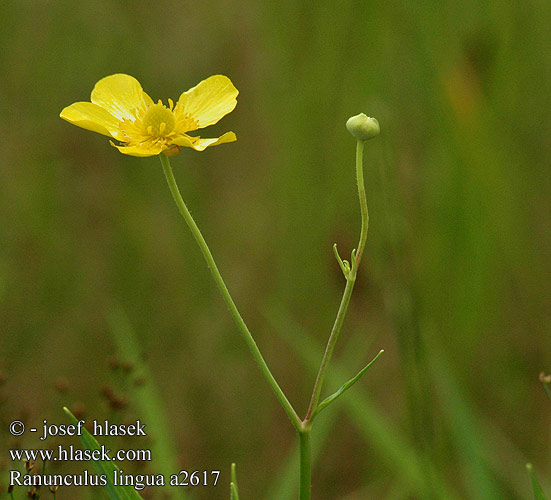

{"left": 355, "top": 140, "right": 369, "bottom": 264}
{"left": 304, "top": 139, "right": 368, "bottom": 422}
{"left": 159, "top": 154, "right": 302, "bottom": 431}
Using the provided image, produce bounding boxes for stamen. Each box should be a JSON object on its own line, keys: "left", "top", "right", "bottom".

{"left": 141, "top": 102, "right": 177, "bottom": 138}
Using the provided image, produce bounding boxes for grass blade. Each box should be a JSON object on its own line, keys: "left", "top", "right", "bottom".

{"left": 426, "top": 340, "right": 529, "bottom": 500}
{"left": 264, "top": 304, "right": 462, "bottom": 500}
{"left": 230, "top": 483, "right": 240, "bottom": 500}
{"left": 63, "top": 407, "right": 144, "bottom": 500}
{"left": 230, "top": 463, "right": 240, "bottom": 500}
{"left": 527, "top": 464, "right": 549, "bottom": 500}
{"left": 107, "top": 308, "right": 185, "bottom": 500}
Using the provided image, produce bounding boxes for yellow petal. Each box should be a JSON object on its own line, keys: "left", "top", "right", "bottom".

{"left": 109, "top": 141, "right": 163, "bottom": 157}
{"left": 176, "top": 75, "right": 238, "bottom": 129}
{"left": 60, "top": 102, "right": 121, "bottom": 138}
{"left": 91, "top": 74, "right": 153, "bottom": 121}
{"left": 173, "top": 131, "right": 237, "bottom": 151}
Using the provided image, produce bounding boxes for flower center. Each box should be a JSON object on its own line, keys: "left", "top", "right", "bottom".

{"left": 142, "top": 103, "right": 176, "bottom": 138}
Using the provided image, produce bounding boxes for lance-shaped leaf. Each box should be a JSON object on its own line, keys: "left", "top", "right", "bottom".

{"left": 527, "top": 463, "right": 549, "bottom": 500}
{"left": 64, "top": 407, "right": 145, "bottom": 500}
{"left": 312, "top": 350, "right": 384, "bottom": 420}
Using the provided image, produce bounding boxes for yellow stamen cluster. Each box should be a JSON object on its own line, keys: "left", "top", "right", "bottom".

{"left": 142, "top": 100, "right": 176, "bottom": 137}
{"left": 118, "top": 99, "right": 190, "bottom": 151}
{"left": 117, "top": 99, "right": 200, "bottom": 153}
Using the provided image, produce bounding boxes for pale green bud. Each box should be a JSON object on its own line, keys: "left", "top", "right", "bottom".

{"left": 346, "top": 113, "right": 380, "bottom": 141}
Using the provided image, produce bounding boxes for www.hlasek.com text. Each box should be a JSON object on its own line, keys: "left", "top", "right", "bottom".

{"left": 10, "top": 444, "right": 151, "bottom": 463}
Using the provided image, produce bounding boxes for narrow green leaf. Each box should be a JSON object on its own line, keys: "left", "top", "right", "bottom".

{"left": 312, "top": 349, "right": 384, "bottom": 419}
{"left": 527, "top": 464, "right": 549, "bottom": 500}
{"left": 63, "top": 407, "right": 145, "bottom": 500}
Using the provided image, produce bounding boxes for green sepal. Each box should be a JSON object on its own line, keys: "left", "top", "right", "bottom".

{"left": 63, "top": 407, "right": 145, "bottom": 500}
{"left": 312, "top": 350, "right": 384, "bottom": 420}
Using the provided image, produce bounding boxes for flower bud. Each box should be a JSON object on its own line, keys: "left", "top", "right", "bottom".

{"left": 346, "top": 113, "right": 380, "bottom": 141}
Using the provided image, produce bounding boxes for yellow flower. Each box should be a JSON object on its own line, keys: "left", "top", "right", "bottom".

{"left": 60, "top": 74, "right": 238, "bottom": 157}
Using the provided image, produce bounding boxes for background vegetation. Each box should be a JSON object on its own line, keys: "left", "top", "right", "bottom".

{"left": 1, "top": 0, "right": 550, "bottom": 499}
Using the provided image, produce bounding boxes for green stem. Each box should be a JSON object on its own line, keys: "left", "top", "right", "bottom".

{"left": 298, "top": 428, "right": 312, "bottom": 500}
{"left": 305, "top": 278, "right": 355, "bottom": 422}
{"left": 355, "top": 140, "right": 369, "bottom": 264}
{"left": 160, "top": 154, "right": 302, "bottom": 431}
{"left": 304, "top": 140, "right": 368, "bottom": 422}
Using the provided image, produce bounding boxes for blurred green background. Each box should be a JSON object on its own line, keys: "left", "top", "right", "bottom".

{"left": 1, "top": 0, "right": 550, "bottom": 499}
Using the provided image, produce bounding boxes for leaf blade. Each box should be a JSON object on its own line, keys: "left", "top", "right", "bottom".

{"left": 312, "top": 349, "right": 384, "bottom": 419}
